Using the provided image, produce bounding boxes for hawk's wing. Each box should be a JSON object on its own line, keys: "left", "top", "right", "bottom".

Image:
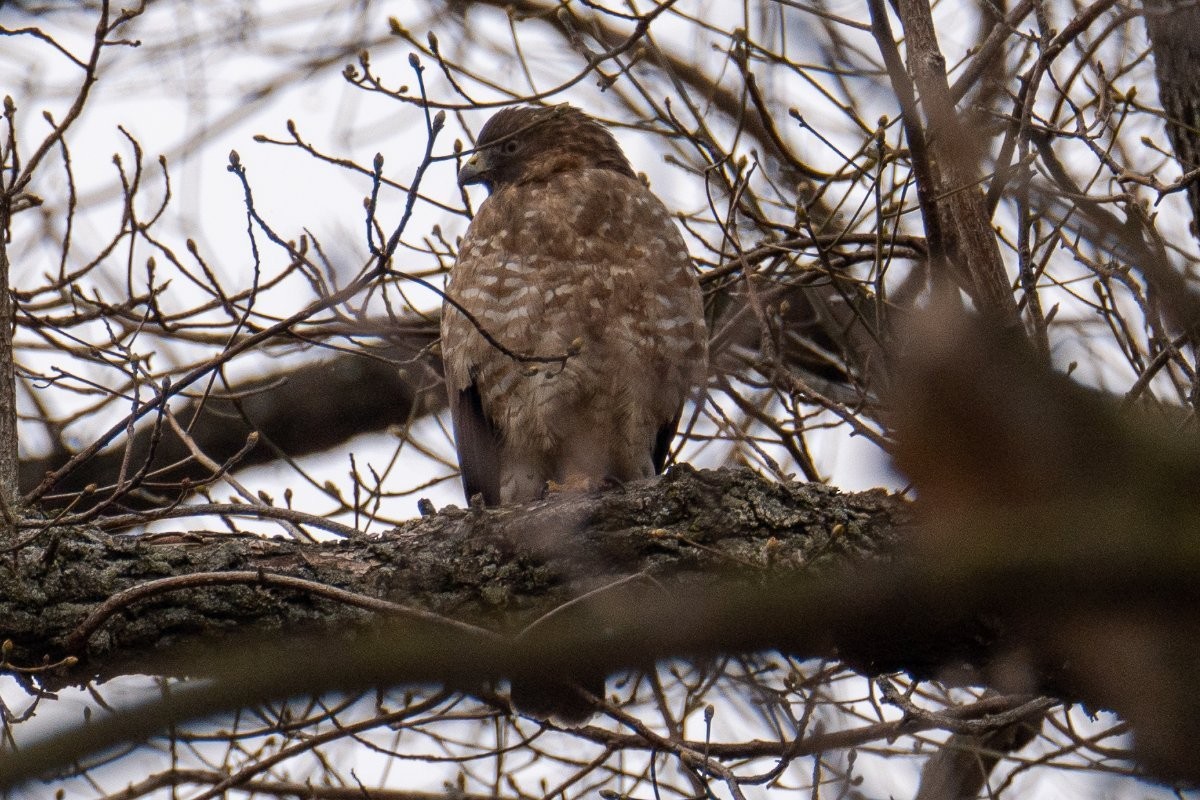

{"left": 448, "top": 375, "right": 502, "bottom": 506}
{"left": 652, "top": 414, "right": 681, "bottom": 475}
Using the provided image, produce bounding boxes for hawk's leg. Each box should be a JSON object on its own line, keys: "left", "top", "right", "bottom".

{"left": 542, "top": 474, "right": 629, "bottom": 498}
{"left": 543, "top": 475, "right": 605, "bottom": 496}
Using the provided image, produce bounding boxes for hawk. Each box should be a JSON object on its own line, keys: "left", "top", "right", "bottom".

{"left": 442, "top": 104, "right": 708, "bottom": 507}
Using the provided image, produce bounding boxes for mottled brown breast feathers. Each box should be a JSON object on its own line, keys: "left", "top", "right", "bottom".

{"left": 443, "top": 105, "right": 708, "bottom": 511}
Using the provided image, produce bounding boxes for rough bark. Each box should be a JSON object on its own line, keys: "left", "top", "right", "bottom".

{"left": 2, "top": 465, "right": 908, "bottom": 686}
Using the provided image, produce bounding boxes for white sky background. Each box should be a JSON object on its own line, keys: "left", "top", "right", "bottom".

{"left": 3, "top": 0, "right": 1196, "bottom": 798}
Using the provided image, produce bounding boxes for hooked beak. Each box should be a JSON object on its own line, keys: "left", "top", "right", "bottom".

{"left": 457, "top": 152, "right": 489, "bottom": 188}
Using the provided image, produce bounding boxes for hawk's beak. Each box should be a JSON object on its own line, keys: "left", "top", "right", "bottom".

{"left": 457, "top": 152, "right": 489, "bottom": 188}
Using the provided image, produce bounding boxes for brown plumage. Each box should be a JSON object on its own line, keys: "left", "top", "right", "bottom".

{"left": 441, "top": 105, "right": 708, "bottom": 721}
{"left": 442, "top": 104, "right": 708, "bottom": 507}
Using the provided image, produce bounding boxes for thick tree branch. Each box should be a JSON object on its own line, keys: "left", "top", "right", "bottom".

{"left": 2, "top": 466, "right": 906, "bottom": 683}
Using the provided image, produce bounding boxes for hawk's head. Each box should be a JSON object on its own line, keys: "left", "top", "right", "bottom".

{"left": 458, "top": 104, "right": 636, "bottom": 192}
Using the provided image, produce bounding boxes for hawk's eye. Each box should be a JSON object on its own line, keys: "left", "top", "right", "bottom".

{"left": 500, "top": 139, "right": 519, "bottom": 155}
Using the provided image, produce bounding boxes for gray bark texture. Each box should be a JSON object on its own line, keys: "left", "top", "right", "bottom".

{"left": 2, "top": 465, "right": 907, "bottom": 689}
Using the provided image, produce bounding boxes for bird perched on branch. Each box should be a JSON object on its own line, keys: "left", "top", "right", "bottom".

{"left": 442, "top": 104, "right": 708, "bottom": 508}
{"left": 441, "top": 104, "right": 708, "bottom": 721}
